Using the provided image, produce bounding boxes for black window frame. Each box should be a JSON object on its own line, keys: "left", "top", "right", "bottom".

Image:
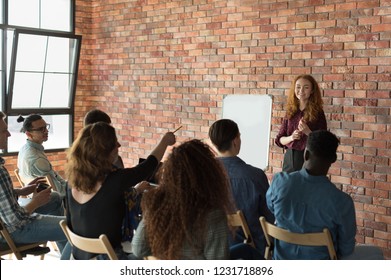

{"left": 0, "top": 0, "right": 81, "bottom": 155}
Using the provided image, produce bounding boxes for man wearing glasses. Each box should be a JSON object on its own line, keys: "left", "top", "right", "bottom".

{"left": 16, "top": 114, "right": 66, "bottom": 216}
{"left": 0, "top": 111, "right": 70, "bottom": 259}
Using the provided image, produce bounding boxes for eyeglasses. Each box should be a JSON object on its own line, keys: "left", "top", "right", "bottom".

{"left": 29, "top": 124, "right": 50, "bottom": 133}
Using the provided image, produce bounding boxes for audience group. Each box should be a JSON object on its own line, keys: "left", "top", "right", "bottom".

{"left": 0, "top": 74, "right": 384, "bottom": 260}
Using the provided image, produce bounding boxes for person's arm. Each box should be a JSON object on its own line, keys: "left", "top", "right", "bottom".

{"left": 131, "top": 219, "right": 152, "bottom": 258}
{"left": 257, "top": 172, "right": 275, "bottom": 224}
{"left": 30, "top": 157, "right": 51, "bottom": 176}
{"left": 275, "top": 119, "right": 301, "bottom": 147}
{"left": 22, "top": 187, "right": 52, "bottom": 214}
{"left": 300, "top": 111, "right": 327, "bottom": 136}
{"left": 118, "top": 132, "right": 176, "bottom": 189}
{"left": 317, "top": 110, "right": 327, "bottom": 130}
{"left": 149, "top": 132, "right": 176, "bottom": 162}
{"left": 335, "top": 195, "right": 356, "bottom": 258}
{"left": 266, "top": 174, "right": 280, "bottom": 215}
{"left": 14, "top": 176, "right": 46, "bottom": 197}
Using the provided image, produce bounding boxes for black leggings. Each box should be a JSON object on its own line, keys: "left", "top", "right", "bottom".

{"left": 282, "top": 149, "right": 304, "bottom": 173}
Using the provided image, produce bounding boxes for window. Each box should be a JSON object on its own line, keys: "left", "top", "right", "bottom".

{"left": 1, "top": 0, "right": 81, "bottom": 154}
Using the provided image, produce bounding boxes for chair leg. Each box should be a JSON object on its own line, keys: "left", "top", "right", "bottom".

{"left": 51, "top": 241, "right": 59, "bottom": 252}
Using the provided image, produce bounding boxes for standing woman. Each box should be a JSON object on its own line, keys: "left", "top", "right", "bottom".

{"left": 275, "top": 75, "right": 327, "bottom": 173}
{"left": 65, "top": 122, "right": 175, "bottom": 259}
{"left": 132, "top": 139, "right": 235, "bottom": 260}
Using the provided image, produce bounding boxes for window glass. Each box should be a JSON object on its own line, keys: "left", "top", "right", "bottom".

{"left": 15, "top": 34, "right": 47, "bottom": 71}
{"left": 0, "top": 1, "right": 3, "bottom": 24}
{"left": 10, "top": 32, "right": 80, "bottom": 109}
{"left": 8, "top": 0, "right": 40, "bottom": 28}
{"left": 41, "top": 73, "right": 73, "bottom": 107}
{"left": 41, "top": 0, "right": 71, "bottom": 32}
{"left": 7, "top": 114, "right": 70, "bottom": 152}
{"left": 11, "top": 72, "right": 43, "bottom": 108}
{"left": 46, "top": 36, "right": 76, "bottom": 73}
{"left": 8, "top": 0, "right": 71, "bottom": 32}
{"left": 1, "top": 0, "right": 78, "bottom": 154}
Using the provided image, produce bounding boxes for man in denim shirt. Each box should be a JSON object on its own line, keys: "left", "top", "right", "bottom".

{"left": 267, "top": 130, "right": 383, "bottom": 259}
{"left": 17, "top": 114, "right": 67, "bottom": 197}
{"left": 209, "top": 119, "right": 274, "bottom": 256}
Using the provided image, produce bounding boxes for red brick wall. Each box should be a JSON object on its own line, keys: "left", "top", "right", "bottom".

{"left": 4, "top": 0, "right": 391, "bottom": 258}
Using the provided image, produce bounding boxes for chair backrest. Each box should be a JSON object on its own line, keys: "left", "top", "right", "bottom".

{"left": 0, "top": 216, "right": 49, "bottom": 260}
{"left": 13, "top": 169, "right": 25, "bottom": 187}
{"left": 259, "top": 216, "right": 337, "bottom": 260}
{"left": 227, "top": 210, "right": 256, "bottom": 248}
{"left": 14, "top": 168, "right": 57, "bottom": 192}
{"left": 59, "top": 220, "right": 118, "bottom": 260}
{"left": 144, "top": 255, "right": 160, "bottom": 260}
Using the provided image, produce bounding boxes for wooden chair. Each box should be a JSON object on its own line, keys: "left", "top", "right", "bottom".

{"left": 0, "top": 217, "right": 50, "bottom": 260}
{"left": 227, "top": 210, "right": 255, "bottom": 248}
{"left": 14, "top": 168, "right": 57, "bottom": 192}
{"left": 259, "top": 216, "right": 337, "bottom": 260}
{"left": 13, "top": 168, "right": 25, "bottom": 187}
{"left": 144, "top": 256, "right": 160, "bottom": 260}
{"left": 59, "top": 220, "right": 118, "bottom": 260}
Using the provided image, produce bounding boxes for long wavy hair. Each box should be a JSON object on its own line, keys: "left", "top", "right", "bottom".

{"left": 286, "top": 74, "right": 324, "bottom": 123}
{"left": 141, "top": 139, "right": 235, "bottom": 259}
{"left": 65, "top": 122, "right": 117, "bottom": 193}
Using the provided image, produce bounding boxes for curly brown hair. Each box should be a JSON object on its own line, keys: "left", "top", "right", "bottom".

{"left": 65, "top": 122, "right": 117, "bottom": 193}
{"left": 286, "top": 74, "right": 324, "bottom": 123}
{"left": 141, "top": 139, "right": 235, "bottom": 259}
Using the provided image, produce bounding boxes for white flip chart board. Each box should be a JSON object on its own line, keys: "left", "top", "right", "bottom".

{"left": 222, "top": 94, "right": 272, "bottom": 171}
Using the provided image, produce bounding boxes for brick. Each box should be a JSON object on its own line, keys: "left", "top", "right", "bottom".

{"left": 374, "top": 230, "right": 391, "bottom": 240}
{"left": 64, "top": 1, "right": 391, "bottom": 258}
{"left": 372, "top": 23, "right": 391, "bottom": 32}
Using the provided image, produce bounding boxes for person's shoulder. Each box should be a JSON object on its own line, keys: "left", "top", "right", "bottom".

{"left": 272, "top": 171, "right": 291, "bottom": 181}
{"left": 328, "top": 184, "right": 353, "bottom": 202}
{"left": 236, "top": 157, "right": 267, "bottom": 176}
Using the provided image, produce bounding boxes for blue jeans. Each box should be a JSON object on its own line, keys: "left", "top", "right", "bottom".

{"left": 9, "top": 214, "right": 71, "bottom": 260}
{"left": 18, "top": 191, "right": 64, "bottom": 216}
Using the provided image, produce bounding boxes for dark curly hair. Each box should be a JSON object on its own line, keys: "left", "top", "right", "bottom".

{"left": 307, "top": 130, "right": 339, "bottom": 162}
{"left": 141, "top": 139, "right": 235, "bottom": 259}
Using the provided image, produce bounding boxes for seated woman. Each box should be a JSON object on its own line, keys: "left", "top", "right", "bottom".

{"left": 65, "top": 122, "right": 175, "bottom": 259}
{"left": 131, "top": 139, "right": 236, "bottom": 260}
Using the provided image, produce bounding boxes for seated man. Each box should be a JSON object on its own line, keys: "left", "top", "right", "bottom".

{"left": 17, "top": 114, "right": 67, "bottom": 196}
{"left": 267, "top": 130, "right": 383, "bottom": 260}
{"left": 0, "top": 111, "right": 70, "bottom": 259}
{"left": 209, "top": 119, "right": 275, "bottom": 256}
